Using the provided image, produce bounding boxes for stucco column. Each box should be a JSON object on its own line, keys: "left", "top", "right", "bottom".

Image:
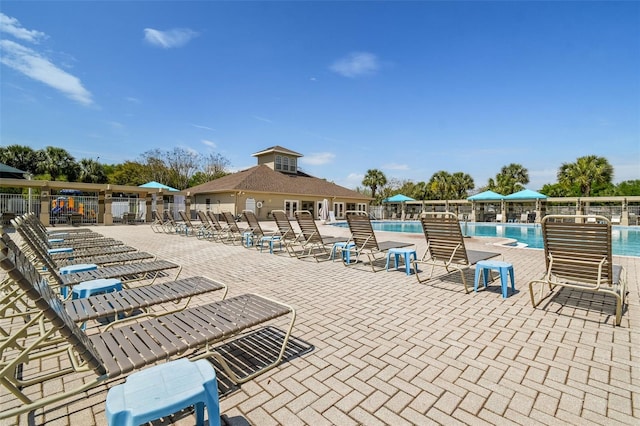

{"left": 98, "top": 191, "right": 105, "bottom": 224}
{"left": 536, "top": 199, "right": 545, "bottom": 223}
{"left": 470, "top": 201, "right": 477, "bottom": 222}
{"left": 185, "top": 191, "right": 191, "bottom": 219}
{"left": 39, "top": 186, "right": 51, "bottom": 226}
{"left": 575, "top": 199, "right": 583, "bottom": 223}
{"left": 145, "top": 193, "right": 152, "bottom": 222}
{"left": 104, "top": 190, "right": 113, "bottom": 225}
{"left": 156, "top": 194, "right": 164, "bottom": 218}
{"left": 622, "top": 198, "right": 629, "bottom": 226}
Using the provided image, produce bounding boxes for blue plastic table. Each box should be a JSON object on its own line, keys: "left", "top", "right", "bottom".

{"left": 331, "top": 242, "right": 355, "bottom": 264}
{"left": 72, "top": 278, "right": 122, "bottom": 300}
{"left": 474, "top": 260, "right": 515, "bottom": 298}
{"left": 47, "top": 247, "right": 74, "bottom": 255}
{"left": 105, "top": 358, "right": 221, "bottom": 426}
{"left": 258, "top": 236, "right": 282, "bottom": 253}
{"left": 58, "top": 263, "right": 98, "bottom": 298}
{"left": 386, "top": 247, "right": 417, "bottom": 275}
{"left": 242, "top": 231, "right": 253, "bottom": 247}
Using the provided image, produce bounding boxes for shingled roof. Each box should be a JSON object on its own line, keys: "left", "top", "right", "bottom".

{"left": 188, "top": 165, "right": 368, "bottom": 200}
{"left": 251, "top": 146, "right": 303, "bottom": 158}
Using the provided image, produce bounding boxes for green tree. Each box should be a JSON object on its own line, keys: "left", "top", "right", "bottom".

{"left": 539, "top": 183, "right": 566, "bottom": 197}
{"left": 77, "top": 158, "right": 107, "bottom": 183}
{"left": 558, "top": 155, "right": 613, "bottom": 197}
{"left": 428, "top": 171, "right": 452, "bottom": 200}
{"left": 38, "top": 146, "right": 75, "bottom": 181}
{"left": 108, "top": 161, "right": 149, "bottom": 186}
{"left": 488, "top": 163, "right": 529, "bottom": 195}
{"left": 362, "top": 169, "right": 387, "bottom": 204}
{"left": 0, "top": 145, "right": 39, "bottom": 174}
{"left": 615, "top": 180, "right": 640, "bottom": 196}
{"left": 450, "top": 172, "right": 475, "bottom": 199}
{"left": 410, "top": 181, "right": 431, "bottom": 200}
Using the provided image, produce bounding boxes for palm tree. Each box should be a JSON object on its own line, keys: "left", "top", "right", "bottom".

{"left": 77, "top": 158, "right": 107, "bottom": 183}
{"left": 410, "top": 181, "right": 431, "bottom": 200}
{"left": 450, "top": 172, "right": 475, "bottom": 199}
{"left": 38, "top": 146, "right": 75, "bottom": 181}
{"left": 428, "top": 171, "right": 452, "bottom": 200}
{"left": 558, "top": 155, "right": 613, "bottom": 197}
{"left": 488, "top": 163, "right": 529, "bottom": 195}
{"left": 362, "top": 169, "right": 387, "bottom": 203}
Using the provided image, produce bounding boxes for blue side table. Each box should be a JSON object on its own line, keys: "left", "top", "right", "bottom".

{"left": 331, "top": 242, "right": 355, "bottom": 264}
{"left": 242, "top": 232, "right": 254, "bottom": 247}
{"left": 58, "top": 264, "right": 98, "bottom": 298}
{"left": 72, "top": 278, "right": 122, "bottom": 300}
{"left": 48, "top": 247, "right": 74, "bottom": 255}
{"left": 258, "top": 236, "right": 282, "bottom": 253}
{"left": 386, "top": 248, "right": 417, "bottom": 275}
{"left": 474, "top": 260, "right": 515, "bottom": 298}
{"left": 105, "top": 358, "right": 221, "bottom": 426}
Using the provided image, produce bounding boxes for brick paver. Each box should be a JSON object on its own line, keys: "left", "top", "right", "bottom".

{"left": 1, "top": 221, "right": 638, "bottom": 425}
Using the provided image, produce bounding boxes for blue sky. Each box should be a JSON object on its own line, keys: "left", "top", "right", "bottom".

{"left": 1, "top": 1, "right": 638, "bottom": 191}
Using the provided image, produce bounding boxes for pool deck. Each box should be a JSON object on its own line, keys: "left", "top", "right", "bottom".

{"left": 1, "top": 222, "right": 639, "bottom": 425}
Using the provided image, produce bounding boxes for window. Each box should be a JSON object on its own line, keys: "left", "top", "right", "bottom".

{"left": 275, "top": 155, "right": 282, "bottom": 170}
{"left": 289, "top": 157, "right": 296, "bottom": 172}
{"left": 283, "top": 157, "right": 289, "bottom": 171}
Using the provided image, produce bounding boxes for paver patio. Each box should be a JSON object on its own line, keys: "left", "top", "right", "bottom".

{"left": 1, "top": 221, "right": 638, "bottom": 425}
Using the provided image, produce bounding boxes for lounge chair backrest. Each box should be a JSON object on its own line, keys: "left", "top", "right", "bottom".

{"left": 271, "top": 210, "right": 297, "bottom": 241}
{"left": 0, "top": 233, "right": 106, "bottom": 375}
{"left": 242, "top": 210, "right": 264, "bottom": 237}
{"left": 419, "top": 212, "right": 470, "bottom": 265}
{"left": 205, "top": 211, "right": 224, "bottom": 232}
{"left": 294, "top": 210, "right": 322, "bottom": 243}
{"left": 12, "top": 217, "right": 65, "bottom": 285}
{"left": 221, "top": 212, "right": 241, "bottom": 232}
{"left": 345, "top": 212, "right": 379, "bottom": 251}
{"left": 542, "top": 215, "right": 613, "bottom": 287}
{"left": 178, "top": 210, "right": 193, "bottom": 226}
{"left": 197, "top": 210, "right": 209, "bottom": 224}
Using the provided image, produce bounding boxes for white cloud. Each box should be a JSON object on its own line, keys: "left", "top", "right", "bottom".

{"left": 0, "top": 13, "right": 46, "bottom": 43}
{"left": 191, "top": 123, "right": 215, "bottom": 131}
{"left": 0, "top": 39, "right": 93, "bottom": 105}
{"left": 143, "top": 28, "right": 198, "bottom": 48}
{"left": 108, "top": 121, "right": 124, "bottom": 129}
{"left": 202, "top": 139, "right": 216, "bottom": 148}
{"left": 253, "top": 116, "right": 273, "bottom": 123}
{"left": 330, "top": 52, "right": 380, "bottom": 78}
{"left": 338, "top": 172, "right": 365, "bottom": 190}
{"left": 383, "top": 163, "right": 409, "bottom": 171}
{"left": 125, "top": 96, "right": 141, "bottom": 103}
{"left": 299, "top": 152, "right": 336, "bottom": 166}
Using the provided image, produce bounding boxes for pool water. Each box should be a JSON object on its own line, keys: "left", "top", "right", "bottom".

{"left": 332, "top": 221, "right": 640, "bottom": 257}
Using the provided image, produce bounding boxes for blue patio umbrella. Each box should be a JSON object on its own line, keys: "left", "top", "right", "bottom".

{"left": 504, "top": 188, "right": 547, "bottom": 200}
{"left": 466, "top": 190, "right": 504, "bottom": 201}
{"left": 139, "top": 181, "right": 179, "bottom": 191}
{"left": 383, "top": 194, "right": 415, "bottom": 203}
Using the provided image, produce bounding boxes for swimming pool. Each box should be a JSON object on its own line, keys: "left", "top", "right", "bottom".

{"left": 332, "top": 221, "right": 640, "bottom": 257}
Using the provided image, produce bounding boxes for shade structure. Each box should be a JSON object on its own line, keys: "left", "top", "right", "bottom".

{"left": 139, "top": 181, "right": 179, "bottom": 191}
{"left": 504, "top": 189, "right": 547, "bottom": 200}
{"left": 0, "top": 163, "right": 27, "bottom": 179}
{"left": 383, "top": 194, "right": 415, "bottom": 203}
{"left": 467, "top": 190, "right": 504, "bottom": 201}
